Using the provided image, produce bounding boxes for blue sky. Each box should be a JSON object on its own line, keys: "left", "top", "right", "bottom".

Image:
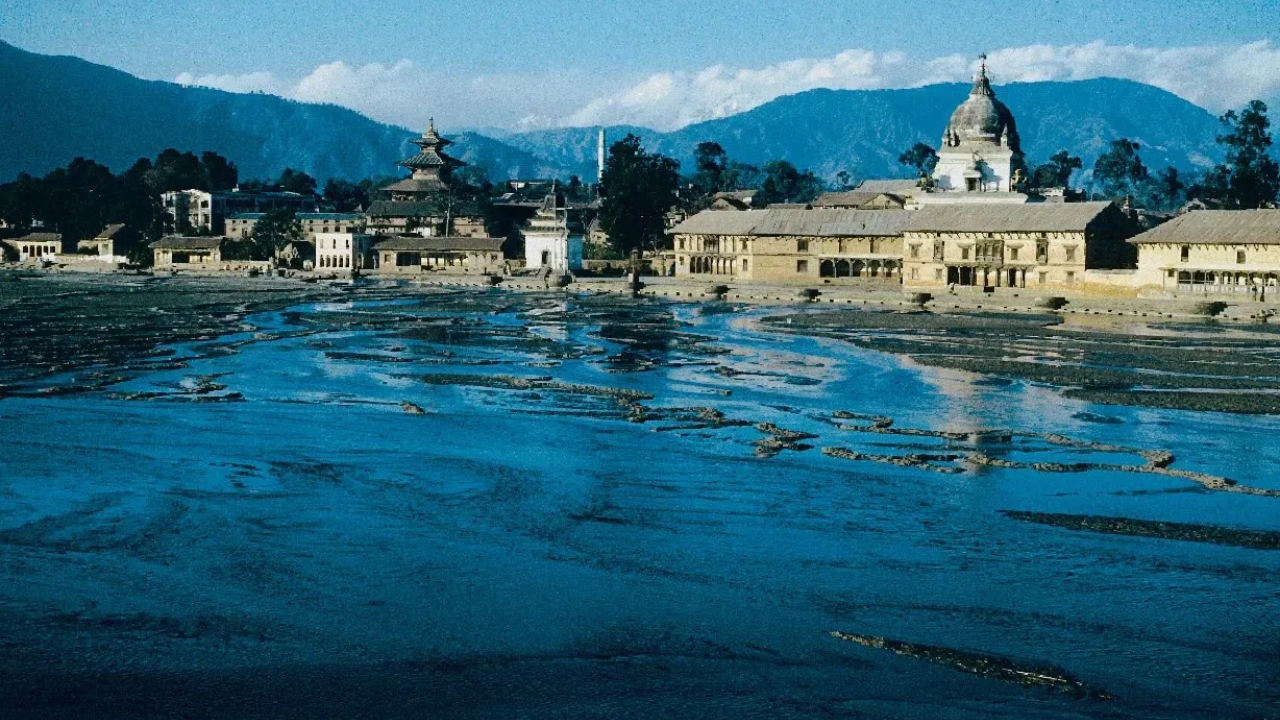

{"left": 3, "top": 0, "right": 1279, "bottom": 131}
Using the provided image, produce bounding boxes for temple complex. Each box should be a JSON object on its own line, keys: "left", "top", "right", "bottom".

{"left": 366, "top": 119, "right": 486, "bottom": 237}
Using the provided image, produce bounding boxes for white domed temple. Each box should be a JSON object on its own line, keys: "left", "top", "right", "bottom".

{"left": 921, "top": 56, "right": 1031, "bottom": 205}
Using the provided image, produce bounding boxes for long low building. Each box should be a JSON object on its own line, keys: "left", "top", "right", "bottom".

{"left": 151, "top": 236, "right": 223, "bottom": 269}
{"left": 671, "top": 209, "right": 913, "bottom": 283}
{"left": 372, "top": 236, "right": 505, "bottom": 275}
{"left": 900, "top": 202, "right": 1137, "bottom": 290}
{"left": 1128, "top": 210, "right": 1280, "bottom": 296}
{"left": 3, "top": 232, "right": 62, "bottom": 262}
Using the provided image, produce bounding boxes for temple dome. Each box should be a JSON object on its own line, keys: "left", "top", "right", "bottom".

{"left": 944, "top": 64, "right": 1021, "bottom": 152}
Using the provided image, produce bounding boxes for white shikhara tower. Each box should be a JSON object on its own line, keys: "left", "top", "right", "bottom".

{"left": 931, "top": 56, "right": 1027, "bottom": 194}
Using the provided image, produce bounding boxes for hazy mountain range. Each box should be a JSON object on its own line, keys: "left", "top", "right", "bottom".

{"left": 1, "top": 39, "right": 1231, "bottom": 188}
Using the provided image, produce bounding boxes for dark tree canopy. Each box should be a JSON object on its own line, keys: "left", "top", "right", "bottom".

{"left": 692, "top": 142, "right": 730, "bottom": 196}
{"left": 224, "top": 207, "right": 302, "bottom": 261}
{"left": 898, "top": 143, "right": 939, "bottom": 178}
{"left": 1210, "top": 101, "right": 1280, "bottom": 209}
{"left": 323, "top": 179, "right": 373, "bottom": 213}
{"left": 598, "top": 134, "right": 681, "bottom": 256}
{"left": 753, "top": 160, "right": 825, "bottom": 207}
{"left": 1031, "top": 150, "right": 1083, "bottom": 189}
{"left": 276, "top": 168, "right": 318, "bottom": 196}
{"left": 1092, "top": 139, "right": 1149, "bottom": 199}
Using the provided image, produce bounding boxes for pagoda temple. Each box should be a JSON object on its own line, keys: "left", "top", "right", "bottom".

{"left": 385, "top": 119, "right": 464, "bottom": 200}
{"left": 367, "top": 119, "right": 485, "bottom": 237}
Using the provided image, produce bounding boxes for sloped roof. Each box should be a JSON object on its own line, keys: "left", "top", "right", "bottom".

{"left": 671, "top": 209, "right": 910, "bottom": 237}
{"left": 903, "top": 202, "right": 1117, "bottom": 233}
{"left": 373, "top": 236, "right": 504, "bottom": 252}
{"left": 9, "top": 232, "right": 62, "bottom": 243}
{"left": 752, "top": 209, "right": 913, "bottom": 237}
{"left": 854, "top": 179, "right": 921, "bottom": 195}
{"left": 151, "top": 236, "right": 223, "bottom": 250}
{"left": 1128, "top": 210, "right": 1280, "bottom": 245}
{"left": 670, "top": 210, "right": 768, "bottom": 235}
{"left": 367, "top": 200, "right": 442, "bottom": 218}
{"left": 384, "top": 178, "right": 448, "bottom": 194}
{"left": 95, "top": 224, "right": 126, "bottom": 239}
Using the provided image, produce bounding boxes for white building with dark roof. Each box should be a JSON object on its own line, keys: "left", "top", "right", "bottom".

{"left": 1128, "top": 210, "right": 1280, "bottom": 296}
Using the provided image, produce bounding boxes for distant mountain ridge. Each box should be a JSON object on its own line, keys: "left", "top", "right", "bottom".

{"left": 1, "top": 39, "right": 1229, "bottom": 188}
{"left": 508, "top": 79, "right": 1228, "bottom": 183}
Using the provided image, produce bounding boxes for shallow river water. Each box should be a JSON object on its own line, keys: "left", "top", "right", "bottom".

{"left": 1, "top": 288, "right": 1278, "bottom": 719}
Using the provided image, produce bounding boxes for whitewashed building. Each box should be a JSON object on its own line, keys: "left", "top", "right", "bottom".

{"left": 315, "top": 232, "right": 374, "bottom": 273}
{"left": 926, "top": 57, "right": 1029, "bottom": 201}
{"left": 523, "top": 193, "right": 582, "bottom": 272}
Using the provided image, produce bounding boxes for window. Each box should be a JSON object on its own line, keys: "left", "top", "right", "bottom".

{"left": 961, "top": 247, "right": 970, "bottom": 260}
{"left": 1065, "top": 246, "right": 1077, "bottom": 262}
{"left": 935, "top": 268, "right": 944, "bottom": 281}
{"left": 869, "top": 239, "right": 878, "bottom": 254}
{"left": 1237, "top": 250, "right": 1246, "bottom": 264}
{"left": 909, "top": 244, "right": 920, "bottom": 259}
{"left": 1036, "top": 241, "right": 1049, "bottom": 263}
{"left": 1038, "top": 272, "right": 1048, "bottom": 284}
{"left": 796, "top": 260, "right": 809, "bottom": 273}
{"left": 742, "top": 258, "right": 749, "bottom": 271}
{"left": 678, "top": 239, "right": 685, "bottom": 250}
{"left": 1181, "top": 245, "right": 1190, "bottom": 262}
{"left": 797, "top": 240, "right": 809, "bottom": 253}
{"left": 1065, "top": 271, "right": 1076, "bottom": 284}
{"left": 910, "top": 268, "right": 919, "bottom": 280}
{"left": 1009, "top": 247, "right": 1019, "bottom": 261}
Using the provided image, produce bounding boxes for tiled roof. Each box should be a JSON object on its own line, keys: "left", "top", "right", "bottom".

{"left": 854, "top": 179, "right": 921, "bottom": 194}
{"left": 373, "top": 236, "right": 504, "bottom": 252}
{"left": 151, "top": 236, "right": 223, "bottom": 250}
{"left": 11, "top": 232, "right": 62, "bottom": 243}
{"left": 902, "top": 202, "right": 1117, "bottom": 233}
{"left": 367, "top": 200, "right": 442, "bottom": 218}
{"left": 95, "top": 224, "right": 126, "bottom": 239}
{"left": 1128, "top": 210, "right": 1280, "bottom": 245}
{"left": 751, "top": 209, "right": 914, "bottom": 237}
{"left": 671, "top": 209, "right": 910, "bottom": 237}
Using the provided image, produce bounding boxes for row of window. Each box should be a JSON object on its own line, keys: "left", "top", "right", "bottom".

{"left": 1180, "top": 246, "right": 1249, "bottom": 264}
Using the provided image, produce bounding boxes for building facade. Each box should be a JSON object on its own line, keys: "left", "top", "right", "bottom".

{"left": 1128, "top": 210, "right": 1280, "bottom": 295}
{"left": 523, "top": 193, "right": 583, "bottom": 272}
{"left": 2, "top": 233, "right": 62, "bottom": 262}
{"left": 151, "top": 236, "right": 223, "bottom": 269}
{"left": 900, "top": 203, "right": 1136, "bottom": 290}
{"left": 672, "top": 209, "right": 912, "bottom": 283}
{"left": 161, "top": 190, "right": 318, "bottom": 234}
{"left": 366, "top": 120, "right": 484, "bottom": 238}
{"left": 315, "top": 232, "right": 375, "bottom": 273}
{"left": 225, "top": 213, "right": 365, "bottom": 241}
{"left": 372, "top": 236, "right": 505, "bottom": 275}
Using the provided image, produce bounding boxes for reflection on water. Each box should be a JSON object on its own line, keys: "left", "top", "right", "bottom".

{"left": 1, "top": 290, "right": 1278, "bottom": 719}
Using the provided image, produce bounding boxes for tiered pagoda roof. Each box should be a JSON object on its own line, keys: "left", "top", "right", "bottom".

{"left": 389, "top": 119, "right": 465, "bottom": 195}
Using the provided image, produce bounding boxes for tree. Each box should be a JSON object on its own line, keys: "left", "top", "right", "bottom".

{"left": 597, "top": 134, "right": 681, "bottom": 257}
{"left": 323, "top": 179, "right": 371, "bottom": 212}
{"left": 1210, "top": 101, "right": 1280, "bottom": 208}
{"left": 146, "top": 149, "right": 208, "bottom": 193}
{"left": 201, "top": 151, "right": 239, "bottom": 191}
{"left": 1092, "top": 139, "right": 1148, "bottom": 199}
{"left": 1145, "top": 166, "right": 1186, "bottom": 211}
{"left": 754, "top": 160, "right": 825, "bottom": 207}
{"left": 276, "top": 168, "right": 318, "bottom": 195}
{"left": 835, "top": 170, "right": 853, "bottom": 191}
{"left": 240, "top": 208, "right": 303, "bottom": 260}
{"left": 1030, "top": 150, "right": 1083, "bottom": 189}
{"left": 898, "top": 143, "right": 939, "bottom": 178}
{"left": 692, "top": 141, "right": 730, "bottom": 195}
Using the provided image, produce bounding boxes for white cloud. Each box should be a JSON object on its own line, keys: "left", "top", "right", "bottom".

{"left": 176, "top": 40, "right": 1280, "bottom": 133}
{"left": 175, "top": 60, "right": 605, "bottom": 132}
{"left": 565, "top": 41, "right": 1280, "bottom": 131}
{"left": 174, "top": 71, "right": 282, "bottom": 95}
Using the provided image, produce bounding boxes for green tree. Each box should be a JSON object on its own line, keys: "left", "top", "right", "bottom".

{"left": 898, "top": 143, "right": 939, "bottom": 178}
{"left": 201, "top": 151, "right": 239, "bottom": 191}
{"left": 1092, "top": 139, "right": 1149, "bottom": 199}
{"left": 1030, "top": 150, "right": 1083, "bottom": 189}
{"left": 598, "top": 134, "right": 681, "bottom": 256}
{"left": 0, "top": 172, "right": 45, "bottom": 230}
{"left": 243, "top": 208, "right": 303, "bottom": 260}
{"left": 754, "top": 160, "right": 824, "bottom": 207}
{"left": 323, "top": 179, "right": 371, "bottom": 212}
{"left": 1210, "top": 101, "right": 1280, "bottom": 208}
{"left": 692, "top": 141, "right": 730, "bottom": 195}
{"left": 1144, "top": 166, "right": 1186, "bottom": 211}
{"left": 276, "top": 168, "right": 318, "bottom": 195}
{"left": 146, "top": 149, "right": 207, "bottom": 193}
{"left": 835, "top": 170, "right": 853, "bottom": 191}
